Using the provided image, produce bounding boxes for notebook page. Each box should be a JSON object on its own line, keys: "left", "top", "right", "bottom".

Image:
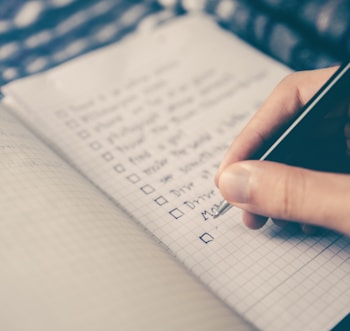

{"left": 0, "top": 105, "right": 254, "bottom": 331}
{"left": 4, "top": 15, "right": 350, "bottom": 331}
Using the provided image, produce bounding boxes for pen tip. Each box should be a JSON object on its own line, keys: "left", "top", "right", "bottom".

{"left": 213, "top": 200, "right": 233, "bottom": 219}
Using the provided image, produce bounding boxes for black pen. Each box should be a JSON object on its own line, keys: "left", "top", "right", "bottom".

{"left": 214, "top": 60, "right": 350, "bottom": 218}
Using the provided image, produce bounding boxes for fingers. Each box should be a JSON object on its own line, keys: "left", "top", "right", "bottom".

{"left": 215, "top": 66, "right": 338, "bottom": 186}
{"left": 242, "top": 214, "right": 319, "bottom": 235}
{"left": 215, "top": 66, "right": 347, "bottom": 235}
{"left": 218, "top": 160, "right": 350, "bottom": 236}
{"left": 242, "top": 211, "right": 268, "bottom": 229}
{"left": 271, "top": 219, "right": 319, "bottom": 235}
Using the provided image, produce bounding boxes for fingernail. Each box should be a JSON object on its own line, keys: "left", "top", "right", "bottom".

{"left": 219, "top": 165, "right": 250, "bottom": 203}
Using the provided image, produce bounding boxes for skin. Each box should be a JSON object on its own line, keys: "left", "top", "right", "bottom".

{"left": 215, "top": 66, "right": 350, "bottom": 236}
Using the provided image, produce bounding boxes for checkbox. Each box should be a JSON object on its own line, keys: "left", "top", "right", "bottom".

{"left": 199, "top": 232, "right": 214, "bottom": 244}
{"left": 77, "top": 130, "right": 90, "bottom": 139}
{"left": 154, "top": 196, "right": 168, "bottom": 206}
{"left": 169, "top": 208, "right": 184, "bottom": 219}
{"left": 140, "top": 184, "right": 155, "bottom": 195}
{"left": 127, "top": 174, "right": 141, "bottom": 183}
{"left": 102, "top": 152, "right": 114, "bottom": 162}
{"left": 114, "top": 164, "right": 125, "bottom": 173}
{"left": 90, "top": 141, "right": 102, "bottom": 150}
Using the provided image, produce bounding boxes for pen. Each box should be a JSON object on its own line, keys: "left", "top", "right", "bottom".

{"left": 214, "top": 60, "right": 350, "bottom": 218}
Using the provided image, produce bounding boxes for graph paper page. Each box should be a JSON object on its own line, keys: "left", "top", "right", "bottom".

{"left": 4, "top": 15, "right": 350, "bottom": 331}
{"left": 0, "top": 106, "right": 254, "bottom": 331}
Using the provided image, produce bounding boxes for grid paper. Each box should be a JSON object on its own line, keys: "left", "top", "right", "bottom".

{"left": 4, "top": 15, "right": 350, "bottom": 331}
{"left": 0, "top": 103, "right": 251, "bottom": 331}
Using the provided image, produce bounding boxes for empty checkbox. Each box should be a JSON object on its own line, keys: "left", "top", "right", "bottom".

{"left": 90, "top": 141, "right": 102, "bottom": 150}
{"left": 114, "top": 164, "right": 126, "bottom": 173}
{"left": 140, "top": 184, "right": 155, "bottom": 195}
{"left": 154, "top": 196, "right": 168, "bottom": 206}
{"left": 169, "top": 208, "right": 184, "bottom": 219}
{"left": 127, "top": 174, "right": 141, "bottom": 183}
{"left": 102, "top": 152, "right": 114, "bottom": 162}
{"left": 199, "top": 232, "right": 214, "bottom": 244}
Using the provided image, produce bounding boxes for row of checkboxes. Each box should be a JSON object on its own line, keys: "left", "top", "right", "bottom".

{"left": 59, "top": 111, "right": 213, "bottom": 241}
{"left": 113, "top": 163, "right": 185, "bottom": 220}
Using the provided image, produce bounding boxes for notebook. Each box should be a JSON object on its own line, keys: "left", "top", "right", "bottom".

{"left": 1, "top": 14, "right": 349, "bottom": 331}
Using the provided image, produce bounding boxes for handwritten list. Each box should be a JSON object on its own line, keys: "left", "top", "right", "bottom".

{"left": 51, "top": 57, "right": 268, "bottom": 240}
{"left": 5, "top": 15, "right": 350, "bottom": 331}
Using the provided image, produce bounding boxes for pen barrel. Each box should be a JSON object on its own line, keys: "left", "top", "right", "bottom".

{"left": 251, "top": 62, "right": 350, "bottom": 172}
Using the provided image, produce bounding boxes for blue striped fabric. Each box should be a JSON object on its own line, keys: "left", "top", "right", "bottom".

{"left": 0, "top": 0, "right": 178, "bottom": 86}
{"left": 0, "top": 0, "right": 346, "bottom": 87}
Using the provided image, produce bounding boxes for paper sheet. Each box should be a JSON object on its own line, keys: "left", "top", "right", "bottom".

{"left": 0, "top": 103, "right": 251, "bottom": 331}
{"left": 4, "top": 15, "right": 350, "bottom": 331}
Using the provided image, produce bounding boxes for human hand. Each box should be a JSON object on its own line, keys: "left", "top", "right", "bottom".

{"left": 215, "top": 66, "right": 350, "bottom": 236}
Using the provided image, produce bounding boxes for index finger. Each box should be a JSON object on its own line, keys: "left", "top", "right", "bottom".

{"left": 215, "top": 66, "right": 338, "bottom": 186}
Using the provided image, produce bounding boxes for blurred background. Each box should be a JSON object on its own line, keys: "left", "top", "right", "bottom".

{"left": 0, "top": 0, "right": 349, "bottom": 87}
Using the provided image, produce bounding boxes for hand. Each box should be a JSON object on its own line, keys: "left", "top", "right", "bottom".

{"left": 215, "top": 66, "right": 350, "bottom": 236}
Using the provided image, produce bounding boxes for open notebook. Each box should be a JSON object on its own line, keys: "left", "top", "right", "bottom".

{"left": 1, "top": 14, "right": 349, "bottom": 331}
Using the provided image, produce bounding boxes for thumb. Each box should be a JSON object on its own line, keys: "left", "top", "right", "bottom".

{"left": 218, "top": 161, "right": 350, "bottom": 236}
